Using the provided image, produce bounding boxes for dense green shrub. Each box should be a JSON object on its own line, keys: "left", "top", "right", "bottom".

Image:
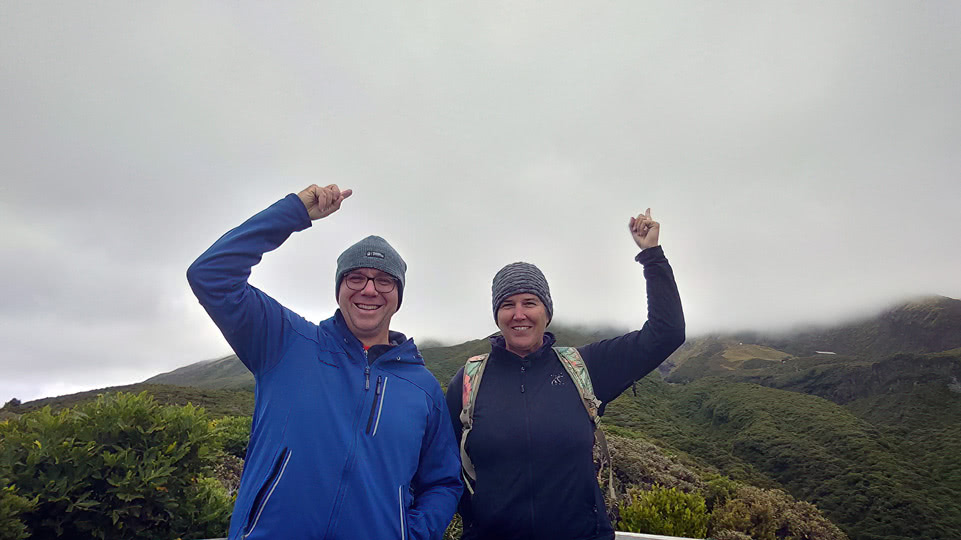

{"left": 711, "top": 485, "right": 848, "bottom": 540}
{"left": 606, "top": 434, "right": 704, "bottom": 495}
{"left": 703, "top": 473, "right": 739, "bottom": 511}
{"left": 211, "top": 415, "right": 252, "bottom": 459}
{"left": 0, "top": 483, "right": 35, "bottom": 540}
{"left": 711, "top": 530, "right": 752, "bottom": 540}
{"left": 618, "top": 484, "right": 708, "bottom": 537}
{"left": 0, "top": 391, "right": 232, "bottom": 539}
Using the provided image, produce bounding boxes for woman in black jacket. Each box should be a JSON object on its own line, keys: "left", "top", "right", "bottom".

{"left": 445, "top": 208, "right": 685, "bottom": 540}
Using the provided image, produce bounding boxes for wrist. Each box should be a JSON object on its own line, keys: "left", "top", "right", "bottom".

{"left": 285, "top": 193, "right": 313, "bottom": 229}
{"left": 635, "top": 245, "right": 664, "bottom": 264}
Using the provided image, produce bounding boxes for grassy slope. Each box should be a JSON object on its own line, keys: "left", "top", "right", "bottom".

{"left": 602, "top": 375, "right": 959, "bottom": 540}
{"left": 844, "top": 373, "right": 961, "bottom": 533}
{"left": 654, "top": 346, "right": 961, "bottom": 539}
{"left": 673, "top": 380, "right": 954, "bottom": 540}
{"left": 6, "top": 384, "right": 254, "bottom": 419}
{"left": 143, "top": 354, "right": 255, "bottom": 390}
{"left": 664, "top": 336, "right": 794, "bottom": 383}
{"left": 734, "top": 295, "right": 961, "bottom": 358}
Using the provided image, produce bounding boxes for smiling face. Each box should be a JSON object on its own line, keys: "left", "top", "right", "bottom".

{"left": 496, "top": 293, "right": 549, "bottom": 357}
{"left": 337, "top": 268, "right": 399, "bottom": 347}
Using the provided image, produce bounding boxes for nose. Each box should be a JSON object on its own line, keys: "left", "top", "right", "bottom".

{"left": 511, "top": 308, "right": 527, "bottom": 321}
{"left": 360, "top": 278, "right": 379, "bottom": 295}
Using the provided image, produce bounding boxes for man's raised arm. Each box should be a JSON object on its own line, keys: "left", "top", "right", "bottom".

{"left": 186, "top": 185, "right": 351, "bottom": 374}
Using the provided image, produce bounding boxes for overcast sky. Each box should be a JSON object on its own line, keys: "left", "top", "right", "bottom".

{"left": 2, "top": 2, "right": 959, "bottom": 405}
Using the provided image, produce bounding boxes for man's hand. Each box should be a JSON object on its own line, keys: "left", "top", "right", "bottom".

{"left": 298, "top": 184, "right": 353, "bottom": 220}
{"left": 629, "top": 208, "right": 660, "bottom": 250}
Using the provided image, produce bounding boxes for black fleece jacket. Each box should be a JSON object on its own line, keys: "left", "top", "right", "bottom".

{"left": 445, "top": 246, "right": 685, "bottom": 540}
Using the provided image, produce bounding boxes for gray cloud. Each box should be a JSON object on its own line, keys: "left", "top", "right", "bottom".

{"left": 2, "top": 2, "right": 960, "bottom": 403}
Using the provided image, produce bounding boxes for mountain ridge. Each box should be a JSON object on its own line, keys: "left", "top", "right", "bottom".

{"left": 143, "top": 295, "right": 961, "bottom": 390}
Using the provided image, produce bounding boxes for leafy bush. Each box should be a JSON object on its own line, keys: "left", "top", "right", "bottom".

{"left": 211, "top": 415, "right": 252, "bottom": 459}
{"left": 618, "top": 484, "right": 708, "bottom": 538}
{"left": 0, "top": 391, "right": 232, "bottom": 539}
{"left": 703, "top": 473, "right": 739, "bottom": 511}
{"left": 0, "top": 483, "right": 35, "bottom": 540}
{"left": 606, "top": 434, "right": 704, "bottom": 495}
{"left": 711, "top": 530, "right": 752, "bottom": 540}
{"left": 711, "top": 485, "right": 848, "bottom": 540}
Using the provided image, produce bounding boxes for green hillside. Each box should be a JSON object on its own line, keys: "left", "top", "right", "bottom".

{"left": 3, "top": 384, "right": 253, "bottom": 419}
{"left": 733, "top": 295, "right": 961, "bottom": 358}
{"left": 143, "top": 355, "right": 254, "bottom": 390}
{"left": 678, "top": 381, "right": 953, "bottom": 540}
{"left": 663, "top": 335, "right": 794, "bottom": 383}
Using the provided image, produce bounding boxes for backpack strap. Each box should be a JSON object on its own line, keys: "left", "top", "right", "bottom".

{"left": 459, "top": 353, "right": 490, "bottom": 494}
{"left": 554, "top": 346, "right": 615, "bottom": 501}
{"left": 553, "top": 347, "right": 601, "bottom": 424}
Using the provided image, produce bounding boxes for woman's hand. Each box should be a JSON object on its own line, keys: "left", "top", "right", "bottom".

{"left": 629, "top": 208, "right": 660, "bottom": 249}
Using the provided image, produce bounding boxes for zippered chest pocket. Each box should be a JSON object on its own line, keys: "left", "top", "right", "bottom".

{"left": 366, "top": 375, "right": 389, "bottom": 436}
{"left": 363, "top": 375, "right": 429, "bottom": 441}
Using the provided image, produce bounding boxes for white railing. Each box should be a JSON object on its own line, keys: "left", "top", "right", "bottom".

{"left": 615, "top": 533, "right": 702, "bottom": 540}
{"left": 200, "top": 533, "right": 699, "bottom": 540}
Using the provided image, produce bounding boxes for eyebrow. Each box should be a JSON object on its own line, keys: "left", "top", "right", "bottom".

{"left": 348, "top": 270, "right": 389, "bottom": 278}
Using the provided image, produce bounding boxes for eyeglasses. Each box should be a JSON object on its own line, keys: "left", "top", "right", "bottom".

{"left": 343, "top": 273, "right": 397, "bottom": 293}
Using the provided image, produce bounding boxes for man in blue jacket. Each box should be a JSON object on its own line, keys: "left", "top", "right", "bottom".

{"left": 187, "top": 184, "right": 461, "bottom": 540}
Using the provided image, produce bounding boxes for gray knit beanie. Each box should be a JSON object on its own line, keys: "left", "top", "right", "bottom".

{"left": 335, "top": 235, "right": 407, "bottom": 308}
{"left": 491, "top": 262, "right": 553, "bottom": 323}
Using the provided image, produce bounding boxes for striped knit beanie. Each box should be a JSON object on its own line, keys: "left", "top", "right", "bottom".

{"left": 491, "top": 262, "right": 553, "bottom": 323}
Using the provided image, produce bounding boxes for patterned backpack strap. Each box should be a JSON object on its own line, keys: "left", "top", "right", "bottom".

{"left": 459, "top": 353, "right": 490, "bottom": 495}
{"left": 553, "top": 346, "right": 601, "bottom": 425}
{"left": 554, "top": 346, "right": 615, "bottom": 500}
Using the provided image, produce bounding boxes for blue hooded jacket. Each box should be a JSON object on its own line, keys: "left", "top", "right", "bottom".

{"left": 187, "top": 194, "right": 462, "bottom": 540}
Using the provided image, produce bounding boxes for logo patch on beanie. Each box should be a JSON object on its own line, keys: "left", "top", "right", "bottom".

{"left": 365, "top": 251, "right": 385, "bottom": 259}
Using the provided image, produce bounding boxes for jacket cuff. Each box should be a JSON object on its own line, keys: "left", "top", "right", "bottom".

{"left": 283, "top": 193, "right": 313, "bottom": 231}
{"left": 634, "top": 245, "right": 666, "bottom": 265}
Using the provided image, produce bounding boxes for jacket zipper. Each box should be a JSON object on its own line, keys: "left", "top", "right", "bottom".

{"left": 521, "top": 359, "right": 535, "bottom": 537}
{"left": 243, "top": 448, "right": 291, "bottom": 538}
{"left": 364, "top": 349, "right": 370, "bottom": 390}
{"left": 366, "top": 375, "right": 383, "bottom": 435}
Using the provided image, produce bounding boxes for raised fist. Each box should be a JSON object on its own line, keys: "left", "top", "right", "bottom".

{"left": 629, "top": 208, "right": 660, "bottom": 250}
{"left": 298, "top": 184, "right": 353, "bottom": 220}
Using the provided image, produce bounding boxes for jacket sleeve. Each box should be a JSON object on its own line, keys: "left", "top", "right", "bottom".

{"left": 579, "top": 245, "right": 686, "bottom": 404}
{"left": 186, "top": 194, "right": 312, "bottom": 376}
{"left": 407, "top": 387, "right": 464, "bottom": 540}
